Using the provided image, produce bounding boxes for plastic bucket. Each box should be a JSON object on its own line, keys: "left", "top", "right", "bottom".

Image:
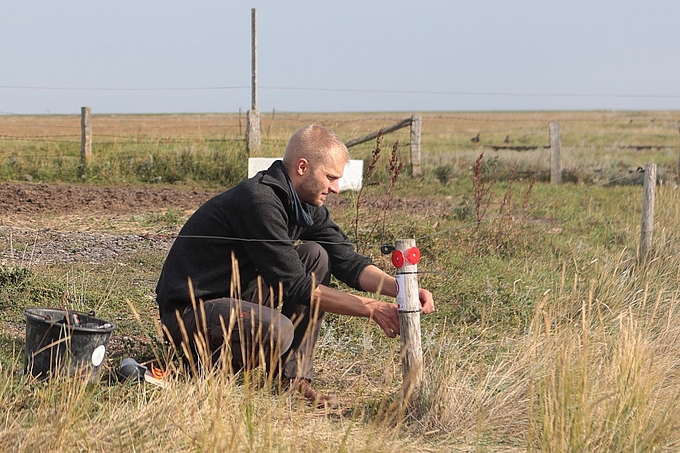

{"left": 24, "top": 308, "right": 116, "bottom": 381}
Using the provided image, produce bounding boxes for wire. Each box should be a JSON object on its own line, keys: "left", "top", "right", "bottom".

{"left": 174, "top": 234, "right": 296, "bottom": 244}
{"left": 261, "top": 86, "right": 680, "bottom": 99}
{"left": 156, "top": 169, "right": 644, "bottom": 250}
{"left": 0, "top": 85, "right": 249, "bottom": 92}
{"left": 2, "top": 84, "right": 680, "bottom": 99}
{"left": 0, "top": 166, "right": 655, "bottom": 285}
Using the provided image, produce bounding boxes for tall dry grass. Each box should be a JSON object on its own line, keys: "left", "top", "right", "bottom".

{"left": 0, "top": 355, "right": 440, "bottom": 452}
{"left": 414, "top": 266, "right": 680, "bottom": 451}
{"left": 414, "top": 186, "right": 680, "bottom": 451}
{"left": 5, "top": 247, "right": 679, "bottom": 452}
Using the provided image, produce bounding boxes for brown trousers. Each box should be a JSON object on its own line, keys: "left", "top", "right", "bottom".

{"left": 161, "top": 242, "right": 331, "bottom": 381}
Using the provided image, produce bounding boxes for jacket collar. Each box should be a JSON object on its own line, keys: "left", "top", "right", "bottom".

{"left": 261, "top": 160, "right": 314, "bottom": 227}
{"left": 261, "top": 160, "right": 288, "bottom": 193}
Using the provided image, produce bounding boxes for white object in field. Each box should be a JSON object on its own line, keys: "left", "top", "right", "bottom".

{"left": 247, "top": 158, "right": 363, "bottom": 191}
{"left": 91, "top": 345, "right": 106, "bottom": 367}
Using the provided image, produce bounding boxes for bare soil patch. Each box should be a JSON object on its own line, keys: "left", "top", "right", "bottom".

{"left": 0, "top": 182, "right": 217, "bottom": 216}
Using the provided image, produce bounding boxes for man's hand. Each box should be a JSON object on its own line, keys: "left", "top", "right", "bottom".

{"left": 368, "top": 289, "right": 434, "bottom": 338}
{"left": 357, "top": 265, "right": 435, "bottom": 316}
{"left": 314, "top": 283, "right": 433, "bottom": 339}
{"left": 367, "top": 300, "right": 400, "bottom": 338}
{"left": 419, "top": 288, "right": 435, "bottom": 314}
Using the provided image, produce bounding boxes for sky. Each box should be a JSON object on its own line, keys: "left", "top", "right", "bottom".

{"left": 1, "top": 0, "right": 679, "bottom": 115}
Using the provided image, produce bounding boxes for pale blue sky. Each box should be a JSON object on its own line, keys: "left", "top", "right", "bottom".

{"left": 1, "top": 1, "right": 678, "bottom": 114}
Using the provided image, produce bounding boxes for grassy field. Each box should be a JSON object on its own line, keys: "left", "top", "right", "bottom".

{"left": 1, "top": 110, "right": 678, "bottom": 186}
{"left": 1, "top": 111, "right": 680, "bottom": 451}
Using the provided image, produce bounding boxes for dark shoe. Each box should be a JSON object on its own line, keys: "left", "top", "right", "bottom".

{"left": 289, "top": 378, "right": 340, "bottom": 409}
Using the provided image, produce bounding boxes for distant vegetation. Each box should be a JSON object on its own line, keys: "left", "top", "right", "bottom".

{"left": 0, "top": 110, "right": 678, "bottom": 188}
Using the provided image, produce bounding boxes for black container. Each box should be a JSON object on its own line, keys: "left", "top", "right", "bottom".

{"left": 24, "top": 308, "right": 116, "bottom": 381}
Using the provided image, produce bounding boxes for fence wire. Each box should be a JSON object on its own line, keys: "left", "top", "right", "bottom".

{"left": 1, "top": 112, "right": 678, "bottom": 181}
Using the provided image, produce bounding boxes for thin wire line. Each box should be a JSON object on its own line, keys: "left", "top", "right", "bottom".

{"left": 261, "top": 86, "right": 680, "bottom": 99}
{"left": 158, "top": 170, "right": 643, "bottom": 249}
{"left": 0, "top": 168, "right": 652, "bottom": 283}
{"left": 2, "top": 84, "right": 680, "bottom": 99}
{"left": 174, "top": 235, "right": 296, "bottom": 244}
{"left": 0, "top": 85, "right": 249, "bottom": 92}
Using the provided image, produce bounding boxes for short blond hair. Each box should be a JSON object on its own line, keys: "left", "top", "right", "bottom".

{"left": 283, "top": 125, "right": 349, "bottom": 169}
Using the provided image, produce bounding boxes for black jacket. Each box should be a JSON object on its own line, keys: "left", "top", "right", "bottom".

{"left": 155, "top": 160, "right": 372, "bottom": 313}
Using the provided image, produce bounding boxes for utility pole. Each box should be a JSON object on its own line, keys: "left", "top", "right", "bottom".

{"left": 246, "top": 8, "right": 260, "bottom": 154}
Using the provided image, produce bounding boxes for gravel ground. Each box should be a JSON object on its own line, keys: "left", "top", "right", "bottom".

{"left": 0, "top": 226, "right": 177, "bottom": 266}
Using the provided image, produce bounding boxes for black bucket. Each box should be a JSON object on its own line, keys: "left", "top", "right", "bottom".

{"left": 24, "top": 308, "right": 116, "bottom": 381}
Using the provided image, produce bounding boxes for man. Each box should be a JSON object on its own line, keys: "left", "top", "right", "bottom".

{"left": 156, "top": 124, "right": 435, "bottom": 407}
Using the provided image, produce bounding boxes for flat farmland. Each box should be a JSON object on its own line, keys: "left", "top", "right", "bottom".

{"left": 1, "top": 110, "right": 678, "bottom": 186}
{"left": 1, "top": 111, "right": 679, "bottom": 452}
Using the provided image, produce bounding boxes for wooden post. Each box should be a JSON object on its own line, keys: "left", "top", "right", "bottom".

{"left": 549, "top": 121, "right": 562, "bottom": 184}
{"left": 410, "top": 114, "right": 422, "bottom": 177}
{"left": 246, "top": 110, "right": 260, "bottom": 154}
{"left": 395, "top": 238, "right": 423, "bottom": 403}
{"left": 246, "top": 8, "right": 260, "bottom": 154}
{"left": 80, "top": 106, "right": 92, "bottom": 166}
{"left": 639, "top": 163, "right": 656, "bottom": 263}
{"left": 345, "top": 117, "right": 412, "bottom": 148}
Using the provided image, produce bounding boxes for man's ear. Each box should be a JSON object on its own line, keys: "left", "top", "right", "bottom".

{"left": 295, "top": 158, "right": 309, "bottom": 176}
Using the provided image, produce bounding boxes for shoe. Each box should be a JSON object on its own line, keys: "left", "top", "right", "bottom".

{"left": 289, "top": 378, "right": 340, "bottom": 409}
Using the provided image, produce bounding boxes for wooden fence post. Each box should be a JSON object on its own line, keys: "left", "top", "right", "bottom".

{"left": 246, "top": 110, "right": 260, "bottom": 155}
{"left": 395, "top": 238, "right": 423, "bottom": 404}
{"left": 549, "top": 121, "right": 562, "bottom": 184}
{"left": 80, "top": 106, "right": 92, "bottom": 166}
{"left": 639, "top": 163, "right": 657, "bottom": 263}
{"left": 410, "top": 114, "right": 422, "bottom": 177}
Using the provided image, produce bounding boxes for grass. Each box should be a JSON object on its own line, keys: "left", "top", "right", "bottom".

{"left": 1, "top": 111, "right": 680, "bottom": 451}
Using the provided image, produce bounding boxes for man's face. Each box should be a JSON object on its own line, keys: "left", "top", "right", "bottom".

{"left": 297, "top": 155, "right": 346, "bottom": 206}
